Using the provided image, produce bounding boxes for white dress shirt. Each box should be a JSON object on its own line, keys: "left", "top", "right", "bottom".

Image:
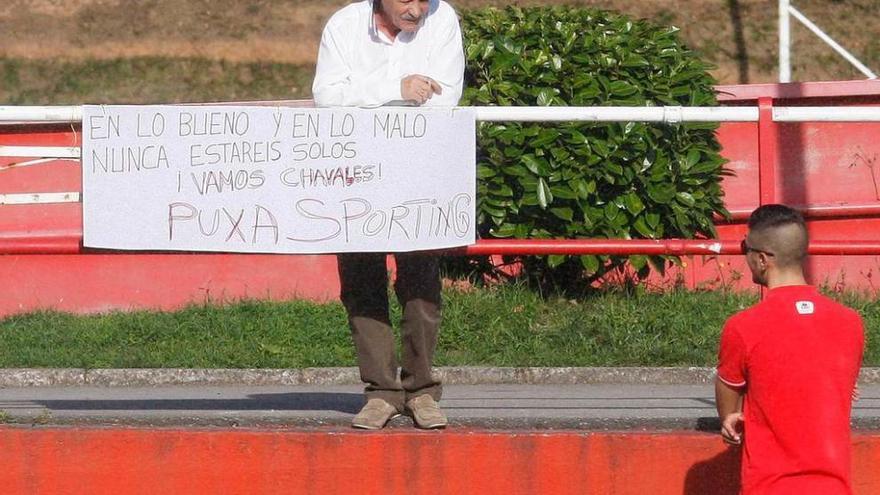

{"left": 312, "top": 0, "right": 465, "bottom": 108}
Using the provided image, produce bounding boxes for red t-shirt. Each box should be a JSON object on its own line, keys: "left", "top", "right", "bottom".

{"left": 717, "top": 285, "right": 864, "bottom": 494}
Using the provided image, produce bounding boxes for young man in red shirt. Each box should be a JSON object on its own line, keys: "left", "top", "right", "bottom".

{"left": 716, "top": 204, "right": 864, "bottom": 494}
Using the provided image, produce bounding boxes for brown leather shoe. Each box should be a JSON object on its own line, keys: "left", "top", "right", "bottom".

{"left": 405, "top": 394, "right": 447, "bottom": 429}
{"left": 352, "top": 398, "right": 401, "bottom": 430}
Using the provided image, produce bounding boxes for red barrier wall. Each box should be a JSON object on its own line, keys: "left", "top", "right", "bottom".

{"left": 3, "top": 80, "right": 880, "bottom": 316}
{"left": 1, "top": 428, "right": 878, "bottom": 495}
{"left": 695, "top": 80, "right": 880, "bottom": 292}
{"left": 0, "top": 124, "right": 341, "bottom": 314}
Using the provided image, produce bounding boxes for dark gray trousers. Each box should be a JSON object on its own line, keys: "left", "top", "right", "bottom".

{"left": 337, "top": 252, "right": 442, "bottom": 411}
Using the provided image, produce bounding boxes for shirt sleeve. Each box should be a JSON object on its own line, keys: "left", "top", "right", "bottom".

{"left": 422, "top": 6, "right": 465, "bottom": 107}
{"left": 312, "top": 22, "right": 402, "bottom": 108}
{"left": 717, "top": 319, "right": 747, "bottom": 388}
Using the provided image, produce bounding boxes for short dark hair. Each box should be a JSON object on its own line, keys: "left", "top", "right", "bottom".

{"left": 747, "top": 204, "right": 806, "bottom": 231}
{"left": 747, "top": 204, "right": 808, "bottom": 267}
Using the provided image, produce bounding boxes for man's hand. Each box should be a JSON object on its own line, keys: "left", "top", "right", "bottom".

{"left": 715, "top": 375, "right": 745, "bottom": 446}
{"left": 853, "top": 384, "right": 861, "bottom": 402}
{"left": 721, "top": 412, "right": 744, "bottom": 446}
{"left": 401, "top": 75, "right": 442, "bottom": 105}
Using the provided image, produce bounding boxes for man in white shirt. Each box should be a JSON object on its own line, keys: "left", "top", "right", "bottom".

{"left": 312, "top": 0, "right": 465, "bottom": 430}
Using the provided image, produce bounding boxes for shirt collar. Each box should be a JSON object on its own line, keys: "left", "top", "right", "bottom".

{"left": 368, "top": 1, "right": 380, "bottom": 40}
{"left": 368, "top": 0, "right": 428, "bottom": 45}
{"left": 765, "top": 284, "right": 816, "bottom": 300}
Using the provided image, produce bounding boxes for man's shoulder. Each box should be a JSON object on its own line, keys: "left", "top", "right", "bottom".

{"left": 434, "top": 0, "right": 457, "bottom": 15}
{"left": 721, "top": 301, "right": 772, "bottom": 342}
{"left": 815, "top": 292, "right": 864, "bottom": 326}
{"left": 429, "top": 0, "right": 460, "bottom": 24}
{"left": 325, "top": 1, "right": 369, "bottom": 30}
{"left": 724, "top": 303, "right": 760, "bottom": 328}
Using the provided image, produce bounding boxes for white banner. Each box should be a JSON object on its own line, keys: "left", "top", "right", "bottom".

{"left": 81, "top": 105, "right": 476, "bottom": 253}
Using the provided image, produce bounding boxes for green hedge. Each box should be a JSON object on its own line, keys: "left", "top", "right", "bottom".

{"left": 460, "top": 6, "right": 729, "bottom": 287}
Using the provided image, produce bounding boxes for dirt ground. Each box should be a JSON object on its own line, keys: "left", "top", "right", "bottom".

{"left": 1, "top": 0, "right": 878, "bottom": 84}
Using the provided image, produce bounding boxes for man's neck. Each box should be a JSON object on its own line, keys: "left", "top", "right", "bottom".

{"left": 373, "top": 7, "right": 400, "bottom": 39}
{"left": 765, "top": 270, "right": 808, "bottom": 290}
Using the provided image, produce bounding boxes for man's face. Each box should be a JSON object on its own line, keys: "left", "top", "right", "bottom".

{"left": 380, "top": 0, "right": 430, "bottom": 33}
{"left": 742, "top": 233, "right": 771, "bottom": 286}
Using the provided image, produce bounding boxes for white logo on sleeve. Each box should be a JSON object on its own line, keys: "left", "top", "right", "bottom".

{"left": 796, "top": 301, "right": 815, "bottom": 315}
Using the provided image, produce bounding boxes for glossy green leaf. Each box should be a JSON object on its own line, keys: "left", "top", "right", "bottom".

{"left": 580, "top": 255, "right": 600, "bottom": 274}
{"left": 521, "top": 154, "right": 542, "bottom": 175}
{"left": 550, "top": 207, "right": 574, "bottom": 221}
{"left": 531, "top": 129, "right": 561, "bottom": 147}
{"left": 477, "top": 165, "right": 496, "bottom": 179}
{"left": 676, "top": 191, "right": 696, "bottom": 207}
{"left": 490, "top": 223, "right": 517, "bottom": 237}
{"left": 630, "top": 255, "right": 648, "bottom": 271}
{"left": 623, "top": 192, "right": 645, "bottom": 215}
{"left": 548, "top": 254, "right": 567, "bottom": 268}
{"left": 537, "top": 178, "right": 553, "bottom": 208}
{"left": 685, "top": 148, "right": 700, "bottom": 169}
{"left": 536, "top": 88, "right": 558, "bottom": 106}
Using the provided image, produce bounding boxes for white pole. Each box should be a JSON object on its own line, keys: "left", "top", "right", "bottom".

{"left": 0, "top": 106, "right": 82, "bottom": 123}
{"left": 773, "top": 106, "right": 880, "bottom": 122}
{"left": 472, "top": 106, "right": 759, "bottom": 122}
{"left": 789, "top": 6, "right": 878, "bottom": 79}
{"left": 780, "top": 0, "right": 791, "bottom": 83}
{"left": 3, "top": 105, "right": 880, "bottom": 124}
{"left": 0, "top": 192, "right": 81, "bottom": 205}
{"left": 0, "top": 105, "right": 762, "bottom": 124}
{"left": 0, "top": 146, "right": 81, "bottom": 158}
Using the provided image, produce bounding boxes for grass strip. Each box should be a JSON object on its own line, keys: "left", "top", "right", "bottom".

{"left": 0, "top": 285, "right": 876, "bottom": 368}
{"left": 0, "top": 57, "right": 315, "bottom": 105}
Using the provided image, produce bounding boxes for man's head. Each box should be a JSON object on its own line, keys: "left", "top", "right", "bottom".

{"left": 743, "top": 204, "right": 808, "bottom": 286}
{"left": 374, "top": 0, "right": 431, "bottom": 34}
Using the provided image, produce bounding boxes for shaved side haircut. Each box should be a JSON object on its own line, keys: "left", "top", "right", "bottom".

{"left": 747, "top": 204, "right": 808, "bottom": 268}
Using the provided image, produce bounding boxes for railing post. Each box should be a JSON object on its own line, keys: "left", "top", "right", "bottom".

{"left": 757, "top": 97, "right": 777, "bottom": 206}
{"left": 757, "top": 96, "right": 779, "bottom": 299}
{"left": 779, "top": 0, "right": 791, "bottom": 82}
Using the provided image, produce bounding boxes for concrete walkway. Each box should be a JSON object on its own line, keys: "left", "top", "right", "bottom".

{"left": 2, "top": 383, "right": 879, "bottom": 430}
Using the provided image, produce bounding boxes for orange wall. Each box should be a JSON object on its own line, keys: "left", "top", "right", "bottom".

{"left": 2, "top": 428, "right": 879, "bottom": 494}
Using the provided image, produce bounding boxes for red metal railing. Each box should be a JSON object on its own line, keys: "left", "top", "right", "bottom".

{"left": 721, "top": 203, "right": 880, "bottom": 222}
{"left": 4, "top": 231, "right": 880, "bottom": 257}
{"left": 461, "top": 239, "right": 880, "bottom": 256}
